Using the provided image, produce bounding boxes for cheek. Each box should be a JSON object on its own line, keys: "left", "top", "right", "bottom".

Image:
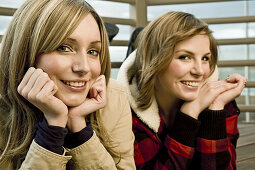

{"left": 203, "top": 64, "right": 211, "bottom": 78}
{"left": 37, "top": 54, "right": 68, "bottom": 75}
{"left": 168, "top": 61, "right": 186, "bottom": 78}
{"left": 90, "top": 60, "right": 101, "bottom": 78}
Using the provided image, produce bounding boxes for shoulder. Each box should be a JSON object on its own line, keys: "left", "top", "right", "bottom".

{"left": 97, "top": 78, "right": 131, "bottom": 131}
{"left": 106, "top": 78, "right": 127, "bottom": 94}
{"left": 104, "top": 78, "right": 130, "bottom": 114}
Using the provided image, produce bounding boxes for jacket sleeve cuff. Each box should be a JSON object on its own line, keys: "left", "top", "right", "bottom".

{"left": 64, "top": 123, "right": 93, "bottom": 149}
{"left": 198, "top": 109, "right": 227, "bottom": 140}
{"left": 35, "top": 118, "right": 68, "bottom": 155}
{"left": 169, "top": 110, "right": 201, "bottom": 147}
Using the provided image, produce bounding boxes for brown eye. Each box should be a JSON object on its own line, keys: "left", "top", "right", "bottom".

{"left": 56, "top": 45, "right": 72, "bottom": 52}
{"left": 202, "top": 56, "right": 210, "bottom": 61}
{"left": 178, "top": 55, "right": 189, "bottom": 60}
{"left": 88, "top": 49, "right": 99, "bottom": 56}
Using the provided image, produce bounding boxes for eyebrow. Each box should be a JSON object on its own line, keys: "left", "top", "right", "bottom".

{"left": 65, "top": 38, "right": 101, "bottom": 45}
{"left": 175, "top": 49, "right": 211, "bottom": 56}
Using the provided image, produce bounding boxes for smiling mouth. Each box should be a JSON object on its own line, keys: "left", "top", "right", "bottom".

{"left": 181, "top": 81, "right": 199, "bottom": 87}
{"left": 62, "top": 81, "right": 86, "bottom": 87}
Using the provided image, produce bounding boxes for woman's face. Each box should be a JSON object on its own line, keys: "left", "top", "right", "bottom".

{"left": 36, "top": 14, "right": 101, "bottom": 107}
{"left": 156, "top": 34, "right": 211, "bottom": 101}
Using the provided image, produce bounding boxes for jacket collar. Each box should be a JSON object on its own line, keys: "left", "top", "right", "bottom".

{"left": 117, "top": 50, "right": 219, "bottom": 133}
{"left": 117, "top": 50, "right": 160, "bottom": 133}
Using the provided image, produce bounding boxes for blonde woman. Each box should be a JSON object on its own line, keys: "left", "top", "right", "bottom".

{"left": 118, "top": 11, "right": 246, "bottom": 169}
{"left": 0, "top": 0, "right": 135, "bottom": 169}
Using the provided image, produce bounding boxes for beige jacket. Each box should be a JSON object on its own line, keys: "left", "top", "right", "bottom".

{"left": 1, "top": 79, "right": 135, "bottom": 170}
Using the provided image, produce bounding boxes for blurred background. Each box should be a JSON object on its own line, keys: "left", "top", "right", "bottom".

{"left": 0, "top": 0, "right": 255, "bottom": 168}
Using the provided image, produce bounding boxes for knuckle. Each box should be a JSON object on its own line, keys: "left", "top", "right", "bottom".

{"left": 27, "top": 91, "right": 35, "bottom": 101}
{"left": 41, "top": 72, "right": 48, "bottom": 78}
{"left": 35, "top": 93, "right": 46, "bottom": 103}
{"left": 20, "top": 88, "right": 29, "bottom": 98}
{"left": 17, "top": 85, "right": 22, "bottom": 94}
{"left": 36, "top": 68, "right": 43, "bottom": 73}
{"left": 28, "top": 67, "right": 35, "bottom": 73}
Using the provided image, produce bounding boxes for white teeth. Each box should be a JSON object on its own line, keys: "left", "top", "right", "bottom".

{"left": 182, "top": 81, "right": 199, "bottom": 87}
{"left": 64, "top": 81, "right": 85, "bottom": 87}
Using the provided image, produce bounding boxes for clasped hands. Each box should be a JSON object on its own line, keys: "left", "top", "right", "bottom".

{"left": 181, "top": 73, "right": 247, "bottom": 119}
{"left": 17, "top": 67, "right": 106, "bottom": 132}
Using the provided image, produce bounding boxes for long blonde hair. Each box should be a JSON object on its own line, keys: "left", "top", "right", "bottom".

{"left": 128, "top": 11, "right": 218, "bottom": 110}
{"left": 0, "top": 0, "right": 110, "bottom": 166}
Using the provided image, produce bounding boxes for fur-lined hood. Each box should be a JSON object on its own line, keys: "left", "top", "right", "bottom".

{"left": 117, "top": 50, "right": 219, "bottom": 133}
{"left": 117, "top": 50, "right": 161, "bottom": 133}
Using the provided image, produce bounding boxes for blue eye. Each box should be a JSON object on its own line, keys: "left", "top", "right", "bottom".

{"left": 88, "top": 49, "right": 99, "bottom": 56}
{"left": 56, "top": 45, "right": 72, "bottom": 52}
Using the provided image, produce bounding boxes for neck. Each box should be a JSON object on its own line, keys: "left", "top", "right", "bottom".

{"left": 155, "top": 87, "right": 180, "bottom": 126}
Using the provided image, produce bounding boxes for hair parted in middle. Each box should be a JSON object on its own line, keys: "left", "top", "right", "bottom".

{"left": 0, "top": 0, "right": 110, "bottom": 165}
{"left": 127, "top": 11, "right": 218, "bottom": 110}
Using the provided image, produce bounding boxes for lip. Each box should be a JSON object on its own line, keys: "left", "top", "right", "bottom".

{"left": 180, "top": 80, "right": 202, "bottom": 88}
{"left": 61, "top": 80, "right": 87, "bottom": 92}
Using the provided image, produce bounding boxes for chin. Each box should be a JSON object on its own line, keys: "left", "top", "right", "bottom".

{"left": 57, "top": 94, "right": 87, "bottom": 107}
{"left": 63, "top": 99, "right": 85, "bottom": 107}
{"left": 178, "top": 94, "right": 198, "bottom": 102}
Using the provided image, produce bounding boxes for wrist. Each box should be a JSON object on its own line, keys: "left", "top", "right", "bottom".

{"left": 180, "top": 102, "right": 201, "bottom": 119}
{"left": 67, "top": 116, "right": 87, "bottom": 133}
{"left": 208, "top": 103, "right": 224, "bottom": 110}
{"left": 45, "top": 115, "right": 68, "bottom": 128}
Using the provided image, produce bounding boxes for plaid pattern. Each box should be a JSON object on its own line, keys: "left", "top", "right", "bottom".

{"left": 132, "top": 101, "right": 239, "bottom": 170}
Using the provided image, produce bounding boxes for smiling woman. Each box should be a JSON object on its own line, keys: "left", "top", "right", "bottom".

{"left": 36, "top": 14, "right": 102, "bottom": 108}
{"left": 118, "top": 11, "right": 247, "bottom": 170}
{"left": 0, "top": 0, "right": 135, "bottom": 169}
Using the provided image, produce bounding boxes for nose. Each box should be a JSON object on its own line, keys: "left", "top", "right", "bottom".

{"left": 72, "top": 53, "right": 90, "bottom": 75}
{"left": 191, "top": 60, "right": 204, "bottom": 77}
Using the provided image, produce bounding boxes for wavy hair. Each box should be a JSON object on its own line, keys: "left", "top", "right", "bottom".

{"left": 0, "top": 0, "right": 110, "bottom": 166}
{"left": 128, "top": 11, "right": 218, "bottom": 110}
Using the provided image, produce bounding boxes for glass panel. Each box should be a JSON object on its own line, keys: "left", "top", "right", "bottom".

{"left": 109, "top": 46, "right": 127, "bottom": 62}
{"left": 248, "top": 0, "right": 255, "bottom": 15}
{"left": 249, "top": 67, "right": 255, "bottom": 81}
{"left": 111, "top": 68, "right": 119, "bottom": 79}
{"left": 0, "top": 16, "right": 12, "bottom": 35}
{"left": 218, "top": 67, "right": 244, "bottom": 80}
{"left": 114, "top": 24, "right": 130, "bottom": 41}
{"left": 250, "top": 88, "right": 255, "bottom": 101}
{"left": 87, "top": 0, "right": 129, "bottom": 19}
{"left": 239, "top": 112, "right": 255, "bottom": 123}
{"left": 248, "top": 22, "right": 255, "bottom": 37}
{"left": 236, "top": 88, "right": 255, "bottom": 104}
{"left": 249, "top": 45, "right": 255, "bottom": 59}
{"left": 0, "top": 0, "right": 25, "bottom": 8}
{"left": 218, "top": 45, "right": 246, "bottom": 61}
{"left": 209, "top": 23, "right": 246, "bottom": 39}
{"left": 147, "top": 1, "right": 245, "bottom": 21}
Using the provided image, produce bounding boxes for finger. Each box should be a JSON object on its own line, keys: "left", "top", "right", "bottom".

{"left": 226, "top": 74, "right": 246, "bottom": 84}
{"left": 95, "top": 75, "right": 106, "bottom": 104}
{"left": 90, "top": 75, "right": 105, "bottom": 96}
{"left": 35, "top": 80, "right": 57, "bottom": 103}
{"left": 17, "top": 67, "right": 36, "bottom": 93}
{"left": 27, "top": 72, "right": 51, "bottom": 100}
{"left": 90, "top": 86, "right": 98, "bottom": 98}
{"left": 202, "top": 81, "right": 238, "bottom": 97}
{"left": 202, "top": 80, "right": 234, "bottom": 90}
{"left": 19, "top": 69, "right": 44, "bottom": 97}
